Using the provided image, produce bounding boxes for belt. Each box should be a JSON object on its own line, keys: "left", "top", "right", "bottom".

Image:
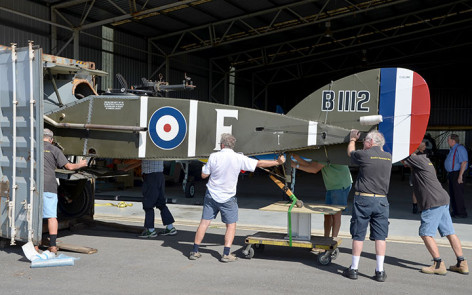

{"left": 355, "top": 192, "right": 386, "bottom": 197}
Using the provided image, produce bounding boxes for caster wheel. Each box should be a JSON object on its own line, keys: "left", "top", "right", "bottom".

{"left": 244, "top": 247, "right": 255, "bottom": 259}
{"left": 317, "top": 252, "right": 332, "bottom": 265}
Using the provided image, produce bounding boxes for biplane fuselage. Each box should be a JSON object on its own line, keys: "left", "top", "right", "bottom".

{"left": 46, "top": 68, "right": 429, "bottom": 164}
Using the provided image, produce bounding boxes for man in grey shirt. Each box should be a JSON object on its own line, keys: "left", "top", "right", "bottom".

{"left": 43, "top": 129, "right": 87, "bottom": 253}
{"left": 404, "top": 150, "right": 468, "bottom": 275}
{"left": 343, "top": 130, "right": 392, "bottom": 282}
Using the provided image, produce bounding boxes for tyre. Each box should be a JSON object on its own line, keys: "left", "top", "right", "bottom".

{"left": 185, "top": 182, "right": 195, "bottom": 198}
{"left": 57, "top": 179, "right": 93, "bottom": 218}
{"left": 244, "top": 247, "right": 255, "bottom": 259}
{"left": 317, "top": 252, "right": 332, "bottom": 265}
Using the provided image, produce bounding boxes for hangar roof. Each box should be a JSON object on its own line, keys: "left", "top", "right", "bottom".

{"left": 33, "top": 0, "right": 471, "bottom": 80}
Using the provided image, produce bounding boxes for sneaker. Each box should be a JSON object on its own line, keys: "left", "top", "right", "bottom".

{"left": 138, "top": 229, "right": 157, "bottom": 238}
{"left": 374, "top": 270, "right": 387, "bottom": 282}
{"left": 449, "top": 260, "right": 469, "bottom": 275}
{"left": 220, "top": 253, "right": 238, "bottom": 263}
{"left": 342, "top": 267, "right": 358, "bottom": 280}
{"left": 422, "top": 260, "right": 447, "bottom": 275}
{"left": 158, "top": 227, "right": 177, "bottom": 236}
{"left": 189, "top": 252, "right": 202, "bottom": 260}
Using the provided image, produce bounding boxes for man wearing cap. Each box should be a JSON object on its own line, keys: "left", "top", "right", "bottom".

{"left": 343, "top": 130, "right": 392, "bottom": 282}
{"left": 444, "top": 134, "right": 468, "bottom": 218}
{"left": 43, "top": 129, "right": 87, "bottom": 253}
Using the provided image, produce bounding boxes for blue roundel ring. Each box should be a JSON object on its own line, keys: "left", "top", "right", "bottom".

{"left": 148, "top": 107, "right": 187, "bottom": 150}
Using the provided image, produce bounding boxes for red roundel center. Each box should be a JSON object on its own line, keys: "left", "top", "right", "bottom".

{"left": 164, "top": 124, "right": 171, "bottom": 132}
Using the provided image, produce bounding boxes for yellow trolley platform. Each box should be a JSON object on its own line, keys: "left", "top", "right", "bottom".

{"left": 242, "top": 201, "right": 344, "bottom": 265}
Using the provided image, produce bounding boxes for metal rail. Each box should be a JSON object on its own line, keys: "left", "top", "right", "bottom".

{"left": 43, "top": 115, "right": 147, "bottom": 132}
{"left": 27, "top": 41, "right": 36, "bottom": 243}
{"left": 9, "top": 44, "right": 18, "bottom": 245}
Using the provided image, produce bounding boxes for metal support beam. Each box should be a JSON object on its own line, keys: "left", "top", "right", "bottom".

{"left": 149, "top": 0, "right": 409, "bottom": 57}
{"left": 80, "top": 0, "right": 203, "bottom": 30}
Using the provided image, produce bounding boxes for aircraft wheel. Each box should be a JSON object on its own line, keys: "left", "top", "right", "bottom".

{"left": 185, "top": 182, "right": 195, "bottom": 198}
{"left": 58, "top": 179, "right": 93, "bottom": 218}
{"left": 317, "top": 252, "right": 332, "bottom": 265}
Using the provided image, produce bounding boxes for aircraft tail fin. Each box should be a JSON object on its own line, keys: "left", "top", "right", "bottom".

{"left": 287, "top": 68, "right": 430, "bottom": 162}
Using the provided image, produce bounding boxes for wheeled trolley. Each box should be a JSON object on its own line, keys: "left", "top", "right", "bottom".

{"left": 242, "top": 201, "right": 344, "bottom": 265}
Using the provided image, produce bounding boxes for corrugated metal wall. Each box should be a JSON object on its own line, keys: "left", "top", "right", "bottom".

{"left": 0, "top": 0, "right": 50, "bottom": 50}
{"left": 112, "top": 30, "right": 148, "bottom": 88}
{"left": 430, "top": 88, "right": 472, "bottom": 127}
{"left": 0, "top": 0, "right": 211, "bottom": 100}
{"left": 168, "top": 53, "right": 209, "bottom": 100}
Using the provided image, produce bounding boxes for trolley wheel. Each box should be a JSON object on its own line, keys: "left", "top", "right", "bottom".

{"left": 317, "top": 252, "right": 332, "bottom": 265}
{"left": 244, "top": 247, "right": 255, "bottom": 259}
{"left": 254, "top": 244, "right": 265, "bottom": 252}
{"left": 330, "top": 248, "right": 339, "bottom": 261}
{"left": 185, "top": 182, "right": 195, "bottom": 198}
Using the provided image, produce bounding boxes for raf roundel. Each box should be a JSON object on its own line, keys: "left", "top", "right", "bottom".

{"left": 148, "top": 106, "right": 187, "bottom": 150}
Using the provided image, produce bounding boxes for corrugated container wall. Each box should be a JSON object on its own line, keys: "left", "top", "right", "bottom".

{"left": 0, "top": 0, "right": 50, "bottom": 50}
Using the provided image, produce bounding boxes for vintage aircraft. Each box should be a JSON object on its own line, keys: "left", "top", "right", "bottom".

{"left": 44, "top": 67, "right": 430, "bottom": 165}
{"left": 0, "top": 43, "right": 430, "bottom": 247}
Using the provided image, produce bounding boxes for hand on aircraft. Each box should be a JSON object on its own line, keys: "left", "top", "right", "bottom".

{"left": 350, "top": 129, "right": 360, "bottom": 141}
{"left": 277, "top": 155, "right": 286, "bottom": 165}
{"left": 78, "top": 158, "right": 88, "bottom": 168}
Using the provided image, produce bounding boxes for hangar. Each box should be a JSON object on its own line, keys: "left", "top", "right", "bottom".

{"left": 1, "top": 0, "right": 471, "bottom": 146}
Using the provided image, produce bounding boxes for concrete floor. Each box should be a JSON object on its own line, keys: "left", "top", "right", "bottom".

{"left": 94, "top": 169, "right": 472, "bottom": 246}
{"left": 1, "top": 169, "right": 471, "bottom": 295}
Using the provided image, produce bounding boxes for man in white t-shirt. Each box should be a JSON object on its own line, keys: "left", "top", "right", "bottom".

{"left": 189, "top": 133, "right": 285, "bottom": 262}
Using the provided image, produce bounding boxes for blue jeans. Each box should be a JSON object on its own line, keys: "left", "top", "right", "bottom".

{"left": 419, "top": 204, "right": 455, "bottom": 237}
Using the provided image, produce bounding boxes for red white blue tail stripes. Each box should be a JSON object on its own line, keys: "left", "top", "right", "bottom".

{"left": 378, "top": 68, "right": 430, "bottom": 163}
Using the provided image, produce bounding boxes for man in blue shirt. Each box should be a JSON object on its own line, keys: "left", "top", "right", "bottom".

{"left": 444, "top": 134, "right": 468, "bottom": 218}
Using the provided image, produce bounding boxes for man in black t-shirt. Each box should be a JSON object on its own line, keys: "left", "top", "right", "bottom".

{"left": 343, "top": 130, "right": 392, "bottom": 282}
{"left": 43, "top": 129, "right": 87, "bottom": 253}
{"left": 403, "top": 151, "right": 468, "bottom": 275}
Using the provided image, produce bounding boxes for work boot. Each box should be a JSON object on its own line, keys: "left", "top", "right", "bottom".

{"left": 188, "top": 252, "right": 202, "bottom": 260}
{"left": 220, "top": 253, "right": 238, "bottom": 263}
{"left": 422, "top": 259, "right": 447, "bottom": 275}
{"left": 449, "top": 259, "right": 469, "bottom": 275}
